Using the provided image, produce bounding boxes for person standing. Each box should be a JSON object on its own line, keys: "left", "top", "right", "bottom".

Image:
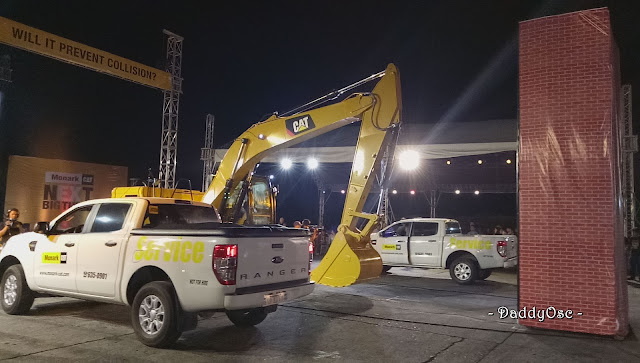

{"left": 0, "top": 208, "right": 23, "bottom": 246}
{"left": 630, "top": 235, "right": 640, "bottom": 282}
{"left": 278, "top": 217, "right": 286, "bottom": 226}
{"left": 466, "top": 222, "right": 478, "bottom": 235}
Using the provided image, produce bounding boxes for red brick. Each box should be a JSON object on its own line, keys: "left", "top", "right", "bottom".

{"left": 518, "top": 8, "right": 628, "bottom": 337}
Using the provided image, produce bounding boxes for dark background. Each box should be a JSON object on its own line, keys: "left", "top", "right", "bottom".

{"left": 0, "top": 1, "right": 638, "bottom": 230}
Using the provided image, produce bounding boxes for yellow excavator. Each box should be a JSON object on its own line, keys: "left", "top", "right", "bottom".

{"left": 114, "top": 63, "right": 402, "bottom": 287}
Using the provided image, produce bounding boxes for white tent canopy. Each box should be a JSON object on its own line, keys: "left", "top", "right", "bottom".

{"left": 214, "top": 119, "right": 517, "bottom": 163}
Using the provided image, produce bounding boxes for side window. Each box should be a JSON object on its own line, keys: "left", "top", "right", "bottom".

{"left": 91, "top": 203, "right": 132, "bottom": 233}
{"left": 445, "top": 222, "right": 461, "bottom": 235}
{"left": 51, "top": 206, "right": 94, "bottom": 235}
{"left": 381, "top": 223, "right": 410, "bottom": 237}
{"left": 411, "top": 222, "right": 439, "bottom": 237}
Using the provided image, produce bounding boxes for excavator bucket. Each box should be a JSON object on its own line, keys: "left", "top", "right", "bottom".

{"left": 311, "top": 224, "right": 383, "bottom": 287}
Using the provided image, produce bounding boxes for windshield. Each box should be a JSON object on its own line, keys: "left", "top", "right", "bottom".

{"left": 142, "top": 204, "right": 220, "bottom": 229}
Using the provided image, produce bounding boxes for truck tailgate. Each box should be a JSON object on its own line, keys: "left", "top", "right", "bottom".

{"left": 235, "top": 235, "right": 310, "bottom": 289}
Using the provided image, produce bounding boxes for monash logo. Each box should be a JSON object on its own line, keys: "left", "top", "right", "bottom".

{"left": 286, "top": 115, "right": 316, "bottom": 136}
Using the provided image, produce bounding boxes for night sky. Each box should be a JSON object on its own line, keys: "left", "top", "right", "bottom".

{"left": 0, "top": 1, "right": 639, "bottom": 228}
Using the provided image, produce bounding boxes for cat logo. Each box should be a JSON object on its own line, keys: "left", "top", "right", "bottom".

{"left": 286, "top": 114, "right": 316, "bottom": 136}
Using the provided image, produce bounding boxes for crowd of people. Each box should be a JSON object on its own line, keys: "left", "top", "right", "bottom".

{"left": 278, "top": 217, "right": 333, "bottom": 256}
{"left": 466, "top": 222, "right": 516, "bottom": 236}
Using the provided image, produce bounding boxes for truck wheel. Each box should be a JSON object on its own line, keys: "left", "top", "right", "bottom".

{"left": 131, "top": 281, "right": 181, "bottom": 348}
{"left": 449, "top": 257, "right": 478, "bottom": 285}
{"left": 478, "top": 269, "right": 492, "bottom": 280}
{"left": 382, "top": 265, "right": 392, "bottom": 273}
{"left": 226, "top": 308, "right": 269, "bottom": 327}
{"left": 1, "top": 265, "right": 35, "bottom": 315}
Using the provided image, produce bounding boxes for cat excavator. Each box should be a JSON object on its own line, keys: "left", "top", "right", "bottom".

{"left": 114, "top": 64, "right": 402, "bottom": 287}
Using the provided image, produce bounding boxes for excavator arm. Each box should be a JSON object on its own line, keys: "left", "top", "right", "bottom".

{"left": 202, "top": 64, "right": 402, "bottom": 287}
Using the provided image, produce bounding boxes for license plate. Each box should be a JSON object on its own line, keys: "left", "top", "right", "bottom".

{"left": 263, "top": 291, "right": 287, "bottom": 306}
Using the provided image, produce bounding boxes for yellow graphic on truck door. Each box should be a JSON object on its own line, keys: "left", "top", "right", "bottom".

{"left": 42, "top": 252, "right": 67, "bottom": 264}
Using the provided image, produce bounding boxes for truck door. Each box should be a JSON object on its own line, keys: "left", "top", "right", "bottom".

{"left": 76, "top": 202, "right": 132, "bottom": 297}
{"left": 376, "top": 222, "right": 410, "bottom": 264}
{"left": 408, "top": 222, "right": 441, "bottom": 266}
{"left": 33, "top": 205, "right": 96, "bottom": 293}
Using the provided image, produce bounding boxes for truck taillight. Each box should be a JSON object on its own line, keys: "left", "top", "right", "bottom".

{"left": 213, "top": 244, "right": 238, "bottom": 285}
{"left": 309, "top": 241, "right": 314, "bottom": 275}
{"left": 497, "top": 241, "right": 507, "bottom": 258}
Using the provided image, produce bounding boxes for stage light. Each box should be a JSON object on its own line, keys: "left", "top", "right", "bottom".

{"left": 399, "top": 150, "right": 420, "bottom": 171}
{"left": 392, "top": 189, "right": 398, "bottom": 194}
{"left": 474, "top": 190, "right": 480, "bottom": 195}
{"left": 477, "top": 160, "right": 483, "bottom": 165}
{"left": 307, "top": 158, "right": 319, "bottom": 170}
{"left": 455, "top": 189, "right": 460, "bottom": 194}
{"left": 446, "top": 160, "right": 451, "bottom": 165}
{"left": 280, "top": 158, "right": 292, "bottom": 170}
{"left": 410, "top": 190, "right": 416, "bottom": 195}
{"left": 506, "top": 159, "right": 512, "bottom": 164}
{"left": 340, "top": 190, "right": 346, "bottom": 194}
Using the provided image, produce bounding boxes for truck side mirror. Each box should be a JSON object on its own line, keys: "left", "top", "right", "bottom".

{"left": 34, "top": 222, "right": 50, "bottom": 234}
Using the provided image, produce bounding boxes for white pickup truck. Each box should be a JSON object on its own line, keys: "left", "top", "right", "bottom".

{"left": 0, "top": 197, "right": 314, "bottom": 347}
{"left": 371, "top": 218, "right": 517, "bottom": 284}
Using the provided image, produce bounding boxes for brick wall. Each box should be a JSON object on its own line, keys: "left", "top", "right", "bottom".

{"left": 519, "top": 8, "right": 628, "bottom": 336}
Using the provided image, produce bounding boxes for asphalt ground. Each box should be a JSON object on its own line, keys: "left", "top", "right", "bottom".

{"left": 0, "top": 265, "right": 638, "bottom": 362}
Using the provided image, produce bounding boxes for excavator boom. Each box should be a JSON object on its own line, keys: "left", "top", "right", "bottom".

{"left": 202, "top": 64, "right": 402, "bottom": 287}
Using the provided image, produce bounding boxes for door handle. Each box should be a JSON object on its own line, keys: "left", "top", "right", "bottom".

{"left": 397, "top": 240, "right": 404, "bottom": 243}
{"left": 428, "top": 240, "right": 437, "bottom": 242}
{"left": 105, "top": 241, "right": 118, "bottom": 247}
{"left": 65, "top": 242, "right": 75, "bottom": 247}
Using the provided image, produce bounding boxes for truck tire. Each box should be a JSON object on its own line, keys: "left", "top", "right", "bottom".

{"left": 131, "top": 281, "right": 181, "bottom": 348}
{"left": 382, "top": 265, "right": 392, "bottom": 273}
{"left": 449, "top": 257, "right": 478, "bottom": 285}
{"left": 226, "top": 308, "right": 269, "bottom": 327}
{"left": 478, "top": 269, "right": 492, "bottom": 280}
{"left": 1, "top": 265, "right": 35, "bottom": 315}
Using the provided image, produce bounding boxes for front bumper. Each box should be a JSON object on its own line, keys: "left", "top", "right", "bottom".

{"left": 224, "top": 282, "right": 315, "bottom": 310}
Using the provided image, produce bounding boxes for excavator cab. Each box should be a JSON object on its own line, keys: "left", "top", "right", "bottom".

{"left": 219, "top": 174, "right": 277, "bottom": 225}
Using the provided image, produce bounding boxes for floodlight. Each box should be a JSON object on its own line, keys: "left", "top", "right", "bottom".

{"left": 307, "top": 158, "right": 319, "bottom": 170}
{"left": 280, "top": 158, "right": 292, "bottom": 170}
{"left": 399, "top": 150, "right": 420, "bottom": 171}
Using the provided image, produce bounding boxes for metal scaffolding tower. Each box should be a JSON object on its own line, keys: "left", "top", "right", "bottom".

{"left": 376, "top": 137, "right": 398, "bottom": 228}
{"left": 311, "top": 172, "right": 327, "bottom": 227}
{"left": 0, "top": 55, "right": 11, "bottom": 82}
{"left": 200, "top": 114, "right": 215, "bottom": 192}
{"left": 158, "top": 30, "right": 184, "bottom": 189}
{"left": 622, "top": 85, "right": 637, "bottom": 237}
